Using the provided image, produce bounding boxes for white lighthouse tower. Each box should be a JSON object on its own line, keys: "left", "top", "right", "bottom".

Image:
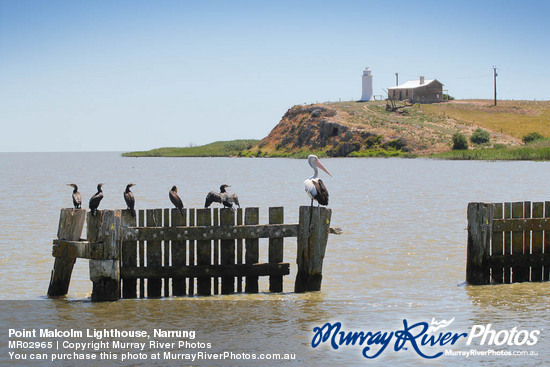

{"left": 360, "top": 67, "right": 374, "bottom": 101}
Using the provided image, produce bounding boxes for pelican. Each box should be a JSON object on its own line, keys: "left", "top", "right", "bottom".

{"left": 169, "top": 185, "right": 184, "bottom": 214}
{"left": 124, "top": 183, "right": 136, "bottom": 217}
{"left": 204, "top": 184, "right": 240, "bottom": 211}
{"left": 66, "top": 184, "right": 82, "bottom": 209}
{"left": 304, "top": 155, "right": 331, "bottom": 206}
{"left": 89, "top": 183, "right": 104, "bottom": 216}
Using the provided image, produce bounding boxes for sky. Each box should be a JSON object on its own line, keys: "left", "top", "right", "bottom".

{"left": 1, "top": 0, "right": 549, "bottom": 152}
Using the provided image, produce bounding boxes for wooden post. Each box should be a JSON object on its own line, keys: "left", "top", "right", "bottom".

{"left": 269, "top": 207, "right": 284, "bottom": 292}
{"left": 197, "top": 209, "right": 212, "bottom": 296}
{"left": 531, "top": 202, "right": 544, "bottom": 281}
{"left": 213, "top": 208, "right": 220, "bottom": 294}
{"left": 146, "top": 209, "right": 162, "bottom": 298}
{"left": 466, "top": 203, "right": 492, "bottom": 285}
{"left": 220, "top": 208, "right": 235, "bottom": 294}
{"left": 121, "top": 210, "right": 137, "bottom": 298}
{"left": 188, "top": 209, "right": 196, "bottom": 295}
{"left": 295, "top": 206, "right": 331, "bottom": 293}
{"left": 48, "top": 208, "right": 86, "bottom": 296}
{"left": 138, "top": 210, "right": 145, "bottom": 297}
{"left": 236, "top": 208, "right": 243, "bottom": 292}
{"left": 163, "top": 209, "right": 170, "bottom": 297}
{"left": 491, "top": 203, "right": 504, "bottom": 283}
{"left": 504, "top": 202, "right": 512, "bottom": 283}
{"left": 89, "top": 210, "right": 121, "bottom": 302}
{"left": 512, "top": 202, "right": 529, "bottom": 282}
{"left": 245, "top": 208, "right": 259, "bottom": 293}
{"left": 171, "top": 208, "right": 186, "bottom": 296}
{"left": 545, "top": 202, "right": 550, "bottom": 281}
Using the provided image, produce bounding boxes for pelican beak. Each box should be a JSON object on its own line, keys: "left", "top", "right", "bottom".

{"left": 315, "top": 159, "right": 332, "bottom": 177}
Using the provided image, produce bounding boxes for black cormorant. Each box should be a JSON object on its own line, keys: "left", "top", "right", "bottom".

{"left": 89, "top": 183, "right": 104, "bottom": 216}
{"left": 124, "top": 183, "right": 136, "bottom": 217}
{"left": 169, "top": 185, "right": 184, "bottom": 214}
{"left": 204, "top": 184, "right": 240, "bottom": 211}
{"left": 66, "top": 183, "right": 82, "bottom": 209}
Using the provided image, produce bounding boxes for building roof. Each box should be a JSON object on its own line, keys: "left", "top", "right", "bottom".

{"left": 388, "top": 79, "right": 442, "bottom": 90}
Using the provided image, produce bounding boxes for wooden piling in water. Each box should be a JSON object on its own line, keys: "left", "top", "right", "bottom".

{"left": 467, "top": 201, "right": 550, "bottom": 285}
{"left": 88, "top": 210, "right": 121, "bottom": 302}
{"left": 48, "top": 206, "right": 334, "bottom": 301}
{"left": 295, "top": 206, "right": 332, "bottom": 293}
{"left": 121, "top": 210, "right": 137, "bottom": 298}
{"left": 47, "top": 208, "right": 86, "bottom": 296}
{"left": 245, "top": 208, "right": 260, "bottom": 293}
{"left": 466, "top": 203, "right": 492, "bottom": 285}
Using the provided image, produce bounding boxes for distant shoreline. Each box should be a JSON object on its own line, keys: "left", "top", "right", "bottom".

{"left": 123, "top": 100, "right": 550, "bottom": 161}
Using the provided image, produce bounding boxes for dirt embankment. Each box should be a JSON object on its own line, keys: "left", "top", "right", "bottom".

{"left": 251, "top": 100, "right": 526, "bottom": 157}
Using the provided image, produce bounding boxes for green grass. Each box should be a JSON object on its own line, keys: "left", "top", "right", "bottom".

{"left": 122, "top": 140, "right": 260, "bottom": 157}
{"left": 431, "top": 139, "right": 550, "bottom": 160}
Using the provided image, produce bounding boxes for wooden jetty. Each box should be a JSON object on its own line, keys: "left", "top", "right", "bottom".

{"left": 47, "top": 206, "right": 333, "bottom": 301}
{"left": 467, "top": 202, "right": 550, "bottom": 285}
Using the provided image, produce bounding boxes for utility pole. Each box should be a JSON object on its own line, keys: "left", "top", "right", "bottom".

{"left": 395, "top": 72, "right": 399, "bottom": 86}
{"left": 493, "top": 66, "right": 497, "bottom": 106}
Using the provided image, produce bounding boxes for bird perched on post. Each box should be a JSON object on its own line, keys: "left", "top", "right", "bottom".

{"left": 204, "top": 184, "right": 240, "bottom": 211}
{"left": 89, "top": 183, "right": 104, "bottom": 216}
{"left": 124, "top": 183, "right": 136, "bottom": 217}
{"left": 169, "top": 185, "right": 184, "bottom": 215}
{"left": 304, "top": 155, "right": 331, "bottom": 207}
{"left": 66, "top": 184, "right": 82, "bottom": 209}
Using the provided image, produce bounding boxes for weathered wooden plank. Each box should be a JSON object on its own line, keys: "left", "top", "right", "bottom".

{"left": 295, "top": 206, "right": 332, "bottom": 292}
{"left": 245, "top": 208, "right": 259, "bottom": 293}
{"left": 487, "top": 253, "right": 550, "bottom": 267}
{"left": 492, "top": 218, "right": 550, "bottom": 232}
{"left": 504, "top": 202, "right": 512, "bottom": 283}
{"left": 121, "top": 210, "right": 137, "bottom": 298}
{"left": 188, "top": 209, "right": 195, "bottom": 295}
{"left": 121, "top": 224, "right": 299, "bottom": 242}
{"left": 213, "top": 208, "right": 219, "bottom": 295}
{"left": 163, "top": 209, "right": 170, "bottom": 297}
{"left": 545, "top": 202, "right": 550, "bottom": 281}
{"left": 220, "top": 209, "right": 235, "bottom": 294}
{"left": 89, "top": 210, "right": 121, "bottom": 301}
{"left": 57, "top": 208, "right": 87, "bottom": 240}
{"left": 531, "top": 202, "right": 544, "bottom": 281}
{"left": 524, "top": 202, "right": 531, "bottom": 281}
{"left": 121, "top": 263, "right": 290, "bottom": 279}
{"left": 236, "top": 208, "right": 243, "bottom": 292}
{"left": 269, "top": 207, "right": 284, "bottom": 292}
{"left": 465, "top": 203, "right": 492, "bottom": 285}
{"left": 171, "top": 208, "right": 187, "bottom": 296}
{"left": 146, "top": 209, "right": 162, "bottom": 298}
{"left": 512, "top": 202, "right": 529, "bottom": 282}
{"left": 48, "top": 208, "right": 87, "bottom": 297}
{"left": 490, "top": 203, "right": 504, "bottom": 283}
{"left": 196, "top": 209, "right": 212, "bottom": 296}
{"left": 138, "top": 209, "right": 145, "bottom": 298}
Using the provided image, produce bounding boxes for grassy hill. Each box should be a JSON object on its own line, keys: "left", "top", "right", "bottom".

{"left": 123, "top": 139, "right": 259, "bottom": 157}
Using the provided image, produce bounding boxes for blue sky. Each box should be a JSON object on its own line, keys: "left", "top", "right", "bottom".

{"left": 1, "top": 0, "right": 549, "bottom": 152}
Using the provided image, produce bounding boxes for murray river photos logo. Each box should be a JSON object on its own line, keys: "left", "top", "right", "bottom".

{"left": 311, "top": 318, "right": 540, "bottom": 359}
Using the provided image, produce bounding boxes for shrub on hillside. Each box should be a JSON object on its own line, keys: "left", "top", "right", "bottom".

{"left": 452, "top": 132, "right": 469, "bottom": 150}
{"left": 470, "top": 128, "right": 490, "bottom": 144}
{"left": 522, "top": 132, "right": 544, "bottom": 144}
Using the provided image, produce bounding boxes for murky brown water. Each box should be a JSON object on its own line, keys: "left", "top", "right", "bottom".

{"left": 1, "top": 153, "right": 549, "bottom": 366}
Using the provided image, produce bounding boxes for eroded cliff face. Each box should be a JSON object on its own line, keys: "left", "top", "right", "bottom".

{"left": 255, "top": 105, "right": 409, "bottom": 157}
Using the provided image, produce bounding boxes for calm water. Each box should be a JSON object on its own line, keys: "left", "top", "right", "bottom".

{"left": 1, "top": 153, "right": 549, "bottom": 366}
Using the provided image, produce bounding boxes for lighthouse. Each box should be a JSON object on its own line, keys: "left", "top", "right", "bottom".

{"left": 360, "top": 67, "right": 374, "bottom": 101}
